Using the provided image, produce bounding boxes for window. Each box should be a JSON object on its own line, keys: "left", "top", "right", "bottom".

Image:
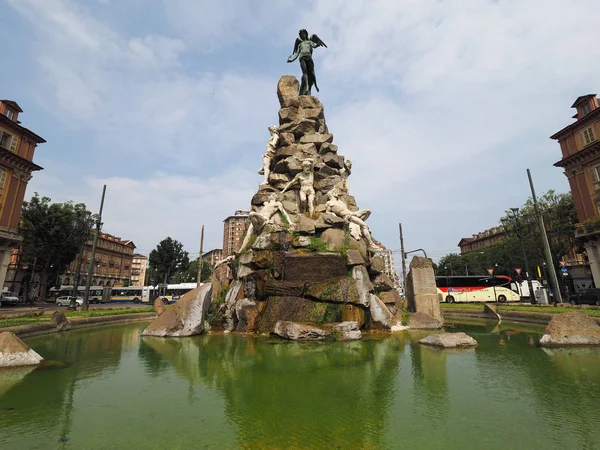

{"left": 582, "top": 126, "right": 596, "bottom": 146}
{"left": 0, "top": 129, "right": 18, "bottom": 153}
{"left": 590, "top": 166, "right": 600, "bottom": 186}
{"left": 0, "top": 168, "right": 7, "bottom": 196}
{"left": 582, "top": 103, "right": 591, "bottom": 116}
{"left": 4, "top": 109, "right": 14, "bottom": 120}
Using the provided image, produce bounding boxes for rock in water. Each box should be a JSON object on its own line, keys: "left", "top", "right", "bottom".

{"left": 539, "top": 312, "right": 600, "bottom": 347}
{"left": 52, "top": 311, "right": 71, "bottom": 331}
{"left": 419, "top": 332, "right": 478, "bottom": 348}
{"left": 408, "top": 312, "right": 443, "bottom": 329}
{"left": 331, "top": 321, "right": 362, "bottom": 340}
{"left": 142, "top": 284, "right": 213, "bottom": 337}
{"left": 272, "top": 321, "right": 327, "bottom": 341}
{"left": 0, "top": 332, "right": 44, "bottom": 367}
{"left": 405, "top": 256, "right": 442, "bottom": 327}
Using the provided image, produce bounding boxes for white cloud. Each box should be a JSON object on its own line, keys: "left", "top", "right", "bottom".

{"left": 8, "top": 0, "right": 600, "bottom": 261}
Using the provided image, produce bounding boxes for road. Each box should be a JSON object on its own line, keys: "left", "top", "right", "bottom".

{"left": 0, "top": 302, "right": 151, "bottom": 316}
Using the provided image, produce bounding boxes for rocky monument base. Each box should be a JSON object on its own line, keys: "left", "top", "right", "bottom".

{"left": 209, "top": 77, "right": 405, "bottom": 338}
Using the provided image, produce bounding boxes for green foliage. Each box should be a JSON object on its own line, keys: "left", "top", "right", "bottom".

{"left": 307, "top": 237, "right": 329, "bottom": 252}
{"left": 0, "top": 307, "right": 154, "bottom": 329}
{"left": 148, "top": 237, "right": 189, "bottom": 284}
{"left": 580, "top": 216, "right": 600, "bottom": 231}
{"left": 401, "top": 309, "right": 409, "bottom": 326}
{"left": 206, "top": 286, "right": 229, "bottom": 324}
{"left": 338, "top": 223, "right": 351, "bottom": 256}
{"left": 438, "top": 191, "right": 579, "bottom": 277}
{"left": 20, "top": 193, "right": 95, "bottom": 300}
{"left": 171, "top": 258, "right": 211, "bottom": 283}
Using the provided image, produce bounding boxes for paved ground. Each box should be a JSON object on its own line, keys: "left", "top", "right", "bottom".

{"left": 0, "top": 302, "right": 151, "bottom": 316}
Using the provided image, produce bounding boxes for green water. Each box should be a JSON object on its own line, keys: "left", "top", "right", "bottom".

{"left": 1, "top": 320, "right": 599, "bottom": 449}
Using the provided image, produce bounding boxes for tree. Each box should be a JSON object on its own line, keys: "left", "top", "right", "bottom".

{"left": 148, "top": 237, "right": 189, "bottom": 284}
{"left": 20, "top": 194, "right": 95, "bottom": 301}
{"left": 438, "top": 191, "right": 579, "bottom": 278}
{"left": 171, "top": 258, "right": 212, "bottom": 284}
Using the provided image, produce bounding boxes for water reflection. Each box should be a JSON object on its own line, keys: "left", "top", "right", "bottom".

{"left": 141, "top": 333, "right": 406, "bottom": 449}
{"left": 0, "top": 321, "right": 599, "bottom": 449}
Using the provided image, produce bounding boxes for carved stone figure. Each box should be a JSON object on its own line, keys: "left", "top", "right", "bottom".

{"left": 325, "top": 189, "right": 378, "bottom": 250}
{"left": 287, "top": 29, "right": 327, "bottom": 96}
{"left": 258, "top": 126, "right": 279, "bottom": 185}
{"left": 281, "top": 159, "right": 315, "bottom": 215}
{"left": 240, "top": 193, "right": 294, "bottom": 252}
{"left": 338, "top": 159, "right": 352, "bottom": 192}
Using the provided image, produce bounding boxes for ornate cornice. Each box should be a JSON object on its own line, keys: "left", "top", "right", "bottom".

{"left": 554, "top": 141, "right": 600, "bottom": 170}
{"left": 0, "top": 147, "right": 42, "bottom": 173}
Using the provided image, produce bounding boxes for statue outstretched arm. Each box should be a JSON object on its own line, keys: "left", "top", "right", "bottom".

{"left": 281, "top": 174, "right": 300, "bottom": 193}
{"left": 287, "top": 38, "right": 301, "bottom": 63}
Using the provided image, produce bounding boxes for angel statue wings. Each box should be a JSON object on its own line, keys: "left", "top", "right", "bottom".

{"left": 287, "top": 29, "right": 327, "bottom": 96}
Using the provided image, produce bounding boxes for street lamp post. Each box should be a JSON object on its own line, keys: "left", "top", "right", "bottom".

{"left": 503, "top": 208, "right": 536, "bottom": 304}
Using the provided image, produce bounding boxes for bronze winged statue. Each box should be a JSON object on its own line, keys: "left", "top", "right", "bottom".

{"left": 287, "top": 29, "right": 327, "bottom": 96}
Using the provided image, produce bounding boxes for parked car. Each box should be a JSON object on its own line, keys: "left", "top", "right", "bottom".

{"left": 568, "top": 288, "right": 600, "bottom": 306}
{"left": 0, "top": 291, "right": 20, "bottom": 307}
{"left": 56, "top": 296, "right": 84, "bottom": 307}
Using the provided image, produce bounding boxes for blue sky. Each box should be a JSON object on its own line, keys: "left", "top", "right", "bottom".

{"left": 2, "top": 0, "right": 599, "bottom": 269}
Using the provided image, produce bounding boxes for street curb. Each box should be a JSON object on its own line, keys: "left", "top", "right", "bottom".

{"left": 0, "top": 312, "right": 156, "bottom": 337}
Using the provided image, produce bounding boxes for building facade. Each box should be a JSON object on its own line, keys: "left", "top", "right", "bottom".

{"left": 216, "top": 211, "right": 249, "bottom": 280}
{"left": 222, "top": 210, "right": 250, "bottom": 257}
{"left": 130, "top": 253, "right": 148, "bottom": 287}
{"left": 553, "top": 94, "right": 600, "bottom": 287}
{"left": 0, "top": 100, "right": 44, "bottom": 290}
{"left": 203, "top": 249, "right": 223, "bottom": 268}
{"left": 62, "top": 232, "right": 136, "bottom": 287}
{"left": 458, "top": 227, "right": 506, "bottom": 254}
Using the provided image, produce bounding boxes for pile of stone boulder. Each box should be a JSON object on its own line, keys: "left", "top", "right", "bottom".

{"left": 209, "top": 76, "right": 405, "bottom": 339}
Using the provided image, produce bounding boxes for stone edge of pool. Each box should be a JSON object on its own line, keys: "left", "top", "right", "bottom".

{"left": 442, "top": 307, "right": 600, "bottom": 326}
{"left": 0, "top": 313, "right": 157, "bottom": 337}
{"left": 4, "top": 308, "right": 600, "bottom": 337}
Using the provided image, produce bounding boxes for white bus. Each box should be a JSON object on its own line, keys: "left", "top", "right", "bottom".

{"left": 436, "top": 275, "right": 521, "bottom": 303}
{"left": 141, "top": 283, "right": 199, "bottom": 304}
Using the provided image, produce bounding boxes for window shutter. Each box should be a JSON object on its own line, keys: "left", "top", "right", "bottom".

{"left": 590, "top": 127, "right": 596, "bottom": 143}
{"left": 9, "top": 135, "right": 18, "bottom": 153}
{"left": 590, "top": 167, "right": 599, "bottom": 183}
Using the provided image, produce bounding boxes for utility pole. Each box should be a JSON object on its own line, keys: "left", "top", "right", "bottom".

{"left": 83, "top": 185, "right": 106, "bottom": 311}
{"left": 399, "top": 223, "right": 407, "bottom": 286}
{"left": 527, "top": 169, "right": 562, "bottom": 304}
{"left": 197, "top": 225, "right": 204, "bottom": 287}
{"left": 68, "top": 246, "right": 85, "bottom": 310}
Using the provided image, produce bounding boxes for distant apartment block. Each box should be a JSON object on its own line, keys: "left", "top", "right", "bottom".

{"left": 130, "top": 253, "right": 148, "bottom": 287}
{"left": 222, "top": 210, "right": 250, "bottom": 257}
{"left": 203, "top": 249, "right": 223, "bottom": 268}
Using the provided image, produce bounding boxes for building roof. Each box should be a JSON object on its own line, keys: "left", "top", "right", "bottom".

{"left": 203, "top": 248, "right": 222, "bottom": 257}
{"left": 132, "top": 253, "right": 148, "bottom": 259}
{"left": 1, "top": 100, "right": 23, "bottom": 113}
{"left": 0, "top": 114, "right": 46, "bottom": 144}
{"left": 457, "top": 237, "right": 474, "bottom": 247}
{"left": 551, "top": 96, "right": 600, "bottom": 140}
{"left": 571, "top": 94, "right": 596, "bottom": 108}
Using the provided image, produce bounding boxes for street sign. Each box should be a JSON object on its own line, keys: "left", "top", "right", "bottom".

{"left": 487, "top": 268, "right": 495, "bottom": 276}
{"left": 560, "top": 267, "right": 568, "bottom": 277}
{"left": 559, "top": 261, "right": 566, "bottom": 267}
{"left": 514, "top": 268, "right": 522, "bottom": 275}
